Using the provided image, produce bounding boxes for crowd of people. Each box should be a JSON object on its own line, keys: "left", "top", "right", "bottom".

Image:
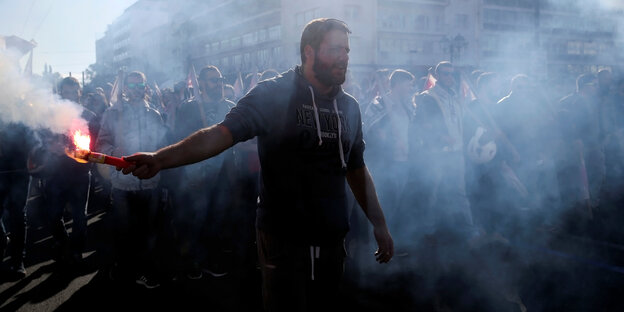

{"left": 2, "top": 17, "right": 624, "bottom": 311}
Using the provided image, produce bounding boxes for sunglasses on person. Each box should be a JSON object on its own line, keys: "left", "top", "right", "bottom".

{"left": 126, "top": 82, "right": 146, "bottom": 89}
{"left": 438, "top": 70, "right": 454, "bottom": 77}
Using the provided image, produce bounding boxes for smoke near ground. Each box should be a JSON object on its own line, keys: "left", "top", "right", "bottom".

{"left": 0, "top": 50, "right": 87, "bottom": 135}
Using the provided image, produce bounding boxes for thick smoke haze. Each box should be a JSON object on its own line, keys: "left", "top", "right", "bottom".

{"left": 0, "top": 50, "right": 87, "bottom": 135}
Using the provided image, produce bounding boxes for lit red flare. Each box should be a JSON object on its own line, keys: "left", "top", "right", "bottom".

{"left": 65, "top": 130, "right": 132, "bottom": 168}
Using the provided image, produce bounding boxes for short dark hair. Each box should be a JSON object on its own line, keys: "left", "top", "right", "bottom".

{"left": 576, "top": 73, "right": 596, "bottom": 92}
{"left": 58, "top": 76, "right": 80, "bottom": 91}
{"left": 300, "top": 18, "right": 351, "bottom": 64}
{"left": 434, "top": 61, "right": 453, "bottom": 77}
{"left": 511, "top": 74, "right": 529, "bottom": 93}
{"left": 198, "top": 65, "right": 221, "bottom": 81}
{"left": 260, "top": 69, "right": 280, "bottom": 81}
{"left": 124, "top": 71, "right": 146, "bottom": 85}
{"left": 476, "top": 72, "right": 497, "bottom": 91}
{"left": 389, "top": 69, "right": 415, "bottom": 89}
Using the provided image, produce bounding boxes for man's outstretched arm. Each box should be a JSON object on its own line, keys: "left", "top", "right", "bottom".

{"left": 346, "top": 165, "right": 394, "bottom": 263}
{"left": 121, "top": 124, "right": 234, "bottom": 179}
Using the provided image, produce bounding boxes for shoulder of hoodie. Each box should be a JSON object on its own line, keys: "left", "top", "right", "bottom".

{"left": 249, "top": 69, "right": 360, "bottom": 110}
{"left": 247, "top": 68, "right": 296, "bottom": 97}
{"left": 338, "top": 88, "right": 360, "bottom": 113}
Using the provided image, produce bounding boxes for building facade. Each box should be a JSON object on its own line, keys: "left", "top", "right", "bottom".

{"left": 95, "top": 0, "right": 623, "bottom": 83}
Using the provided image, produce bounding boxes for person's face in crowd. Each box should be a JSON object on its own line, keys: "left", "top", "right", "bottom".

{"left": 312, "top": 29, "right": 350, "bottom": 87}
{"left": 162, "top": 92, "right": 177, "bottom": 109}
{"left": 436, "top": 66, "right": 455, "bottom": 90}
{"left": 199, "top": 71, "right": 224, "bottom": 101}
{"left": 375, "top": 73, "right": 390, "bottom": 92}
{"left": 393, "top": 79, "right": 414, "bottom": 102}
{"left": 513, "top": 79, "right": 531, "bottom": 97}
{"left": 124, "top": 75, "right": 147, "bottom": 103}
{"left": 61, "top": 84, "right": 81, "bottom": 103}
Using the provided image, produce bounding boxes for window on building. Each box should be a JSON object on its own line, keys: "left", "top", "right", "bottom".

{"left": 234, "top": 54, "right": 242, "bottom": 67}
{"left": 258, "top": 29, "right": 267, "bottom": 42}
{"left": 455, "top": 14, "right": 469, "bottom": 28}
{"left": 258, "top": 49, "right": 269, "bottom": 65}
{"left": 415, "top": 15, "right": 430, "bottom": 30}
{"left": 268, "top": 25, "right": 281, "bottom": 41}
{"left": 232, "top": 36, "right": 242, "bottom": 48}
{"left": 435, "top": 15, "right": 444, "bottom": 29}
{"left": 304, "top": 10, "right": 314, "bottom": 24}
{"left": 297, "top": 8, "right": 321, "bottom": 28}
{"left": 583, "top": 42, "right": 597, "bottom": 55}
{"left": 344, "top": 5, "right": 361, "bottom": 21}
{"left": 243, "top": 33, "right": 253, "bottom": 46}
{"left": 567, "top": 41, "right": 582, "bottom": 55}
{"left": 221, "top": 39, "right": 230, "bottom": 50}
{"left": 423, "top": 40, "right": 433, "bottom": 54}
{"left": 296, "top": 12, "right": 305, "bottom": 28}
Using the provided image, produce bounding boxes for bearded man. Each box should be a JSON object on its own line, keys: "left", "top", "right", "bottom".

{"left": 121, "top": 18, "right": 393, "bottom": 311}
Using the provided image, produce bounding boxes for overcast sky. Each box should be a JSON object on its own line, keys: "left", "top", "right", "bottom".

{"left": 0, "top": 0, "right": 136, "bottom": 77}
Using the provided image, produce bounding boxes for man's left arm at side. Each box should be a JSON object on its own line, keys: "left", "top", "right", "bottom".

{"left": 346, "top": 165, "right": 394, "bottom": 263}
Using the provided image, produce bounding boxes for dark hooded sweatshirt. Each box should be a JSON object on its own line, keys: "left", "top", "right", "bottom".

{"left": 220, "top": 66, "right": 365, "bottom": 244}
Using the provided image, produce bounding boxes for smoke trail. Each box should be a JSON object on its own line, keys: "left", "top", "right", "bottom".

{"left": 0, "top": 49, "right": 87, "bottom": 135}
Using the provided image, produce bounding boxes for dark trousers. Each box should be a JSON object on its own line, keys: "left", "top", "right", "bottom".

{"left": 42, "top": 174, "right": 90, "bottom": 256}
{"left": 173, "top": 185, "right": 211, "bottom": 268}
{"left": 257, "top": 229, "right": 346, "bottom": 312}
{"left": 110, "top": 188, "right": 159, "bottom": 276}
{"left": 0, "top": 173, "right": 29, "bottom": 264}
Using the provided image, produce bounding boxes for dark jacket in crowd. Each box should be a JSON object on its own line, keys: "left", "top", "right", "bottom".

{"left": 171, "top": 97, "right": 234, "bottom": 187}
{"left": 0, "top": 122, "right": 33, "bottom": 173}
{"left": 29, "top": 109, "right": 98, "bottom": 182}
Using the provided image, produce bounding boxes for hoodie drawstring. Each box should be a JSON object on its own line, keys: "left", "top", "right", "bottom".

{"left": 308, "top": 86, "right": 347, "bottom": 169}
{"left": 333, "top": 99, "right": 347, "bottom": 169}
{"left": 308, "top": 86, "right": 323, "bottom": 146}
{"left": 310, "top": 245, "right": 320, "bottom": 281}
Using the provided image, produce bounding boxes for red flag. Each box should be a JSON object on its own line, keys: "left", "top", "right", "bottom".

{"left": 233, "top": 72, "right": 244, "bottom": 99}
{"left": 460, "top": 77, "right": 477, "bottom": 102}
{"left": 423, "top": 73, "right": 436, "bottom": 91}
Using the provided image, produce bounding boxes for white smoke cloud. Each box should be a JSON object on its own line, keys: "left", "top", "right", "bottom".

{"left": 598, "top": 0, "right": 624, "bottom": 10}
{"left": 0, "top": 49, "right": 87, "bottom": 135}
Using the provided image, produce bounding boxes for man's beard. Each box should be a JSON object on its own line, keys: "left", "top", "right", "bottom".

{"left": 313, "top": 53, "right": 347, "bottom": 87}
{"left": 203, "top": 85, "right": 222, "bottom": 101}
{"left": 127, "top": 91, "right": 144, "bottom": 102}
